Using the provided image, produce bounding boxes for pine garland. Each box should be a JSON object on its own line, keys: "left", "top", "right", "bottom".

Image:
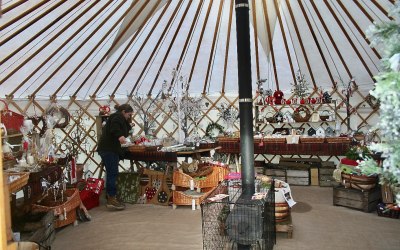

{"left": 205, "top": 122, "right": 224, "bottom": 138}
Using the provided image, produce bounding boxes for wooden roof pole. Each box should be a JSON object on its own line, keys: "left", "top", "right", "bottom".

{"left": 69, "top": 1, "right": 141, "bottom": 96}
{"left": 128, "top": 1, "right": 181, "bottom": 96}
{"left": 370, "top": 0, "right": 394, "bottom": 20}
{"left": 90, "top": 1, "right": 156, "bottom": 96}
{"left": 297, "top": 1, "right": 335, "bottom": 85}
{"left": 202, "top": 0, "right": 225, "bottom": 94}
{"left": 1, "top": 0, "right": 28, "bottom": 15}
{"left": 109, "top": 2, "right": 162, "bottom": 97}
{"left": 111, "top": 2, "right": 172, "bottom": 96}
{"left": 168, "top": 1, "right": 204, "bottom": 93}
{"left": 261, "top": 0, "right": 279, "bottom": 90}
{"left": 324, "top": 0, "right": 375, "bottom": 79}
{"left": 148, "top": 1, "right": 194, "bottom": 95}
{"left": 1, "top": 0, "right": 47, "bottom": 30}
{"left": 31, "top": 1, "right": 125, "bottom": 97}
{"left": 336, "top": 0, "right": 381, "bottom": 59}
{"left": 252, "top": 0, "right": 261, "bottom": 80}
{"left": 221, "top": 0, "right": 234, "bottom": 94}
{"left": 4, "top": 1, "right": 101, "bottom": 88}
{"left": 309, "top": 1, "right": 355, "bottom": 80}
{"left": 1, "top": 1, "right": 86, "bottom": 65}
{"left": 0, "top": 1, "right": 66, "bottom": 46}
{"left": 187, "top": 0, "right": 215, "bottom": 84}
{"left": 273, "top": 0, "right": 297, "bottom": 86}
{"left": 285, "top": 0, "right": 316, "bottom": 86}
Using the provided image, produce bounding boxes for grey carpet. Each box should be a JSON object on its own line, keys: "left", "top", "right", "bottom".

{"left": 52, "top": 186, "right": 400, "bottom": 250}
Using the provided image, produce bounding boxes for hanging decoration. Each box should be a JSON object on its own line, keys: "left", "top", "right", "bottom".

{"left": 130, "top": 91, "right": 164, "bottom": 137}
{"left": 162, "top": 68, "right": 204, "bottom": 143}
{"left": 218, "top": 104, "right": 239, "bottom": 134}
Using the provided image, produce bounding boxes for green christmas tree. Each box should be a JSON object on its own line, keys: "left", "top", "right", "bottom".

{"left": 359, "top": 2, "right": 400, "bottom": 203}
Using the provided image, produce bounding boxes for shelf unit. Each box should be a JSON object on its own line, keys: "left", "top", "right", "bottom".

{"left": 254, "top": 100, "right": 337, "bottom": 136}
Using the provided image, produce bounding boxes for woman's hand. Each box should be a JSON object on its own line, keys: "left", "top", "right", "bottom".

{"left": 119, "top": 136, "right": 127, "bottom": 144}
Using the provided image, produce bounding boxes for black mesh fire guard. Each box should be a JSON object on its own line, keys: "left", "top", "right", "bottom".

{"left": 201, "top": 180, "right": 275, "bottom": 250}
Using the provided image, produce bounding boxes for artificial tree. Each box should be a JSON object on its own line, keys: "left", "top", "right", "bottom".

{"left": 358, "top": 3, "right": 400, "bottom": 203}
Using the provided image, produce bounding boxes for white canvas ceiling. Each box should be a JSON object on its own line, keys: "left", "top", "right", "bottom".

{"left": 0, "top": 0, "right": 395, "bottom": 100}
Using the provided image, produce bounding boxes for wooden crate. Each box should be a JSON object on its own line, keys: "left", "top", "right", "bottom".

{"left": 319, "top": 167, "right": 337, "bottom": 187}
{"left": 319, "top": 161, "right": 336, "bottom": 187}
{"left": 310, "top": 168, "right": 319, "bottom": 186}
{"left": 264, "top": 168, "right": 287, "bottom": 182}
{"left": 276, "top": 215, "right": 293, "bottom": 239}
{"left": 333, "top": 185, "right": 382, "bottom": 212}
{"left": 286, "top": 169, "right": 309, "bottom": 186}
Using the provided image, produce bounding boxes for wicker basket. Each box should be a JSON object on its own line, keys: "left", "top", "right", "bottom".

{"left": 319, "top": 110, "right": 331, "bottom": 121}
{"left": 5, "top": 172, "right": 29, "bottom": 194}
{"left": 55, "top": 209, "right": 77, "bottom": 228}
{"left": 341, "top": 173, "right": 377, "bottom": 191}
{"left": 2, "top": 159, "right": 17, "bottom": 170}
{"left": 217, "top": 136, "right": 240, "bottom": 142}
{"left": 263, "top": 137, "right": 286, "bottom": 144}
{"left": 32, "top": 188, "right": 81, "bottom": 216}
{"left": 173, "top": 166, "right": 228, "bottom": 189}
{"left": 300, "top": 136, "right": 325, "bottom": 143}
{"left": 353, "top": 134, "right": 365, "bottom": 141}
{"left": 325, "top": 137, "right": 351, "bottom": 143}
{"left": 128, "top": 145, "right": 146, "bottom": 152}
{"left": 172, "top": 186, "right": 216, "bottom": 206}
{"left": 292, "top": 105, "right": 311, "bottom": 122}
{"left": 145, "top": 145, "right": 161, "bottom": 151}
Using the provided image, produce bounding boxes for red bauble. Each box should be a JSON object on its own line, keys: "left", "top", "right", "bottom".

{"left": 273, "top": 90, "right": 284, "bottom": 105}
{"left": 300, "top": 98, "right": 306, "bottom": 104}
{"left": 285, "top": 99, "right": 292, "bottom": 105}
{"left": 311, "top": 98, "right": 317, "bottom": 104}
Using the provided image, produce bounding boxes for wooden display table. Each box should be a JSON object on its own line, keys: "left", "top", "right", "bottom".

{"left": 125, "top": 147, "right": 220, "bottom": 173}
{"left": 217, "top": 141, "right": 350, "bottom": 156}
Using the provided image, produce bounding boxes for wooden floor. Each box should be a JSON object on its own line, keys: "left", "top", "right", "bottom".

{"left": 52, "top": 186, "right": 400, "bottom": 250}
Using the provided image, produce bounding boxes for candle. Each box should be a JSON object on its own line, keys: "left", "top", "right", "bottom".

{"left": 191, "top": 199, "right": 196, "bottom": 210}
{"left": 190, "top": 180, "right": 194, "bottom": 190}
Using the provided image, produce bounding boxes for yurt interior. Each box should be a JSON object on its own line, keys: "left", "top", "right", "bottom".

{"left": 1, "top": 1, "right": 400, "bottom": 249}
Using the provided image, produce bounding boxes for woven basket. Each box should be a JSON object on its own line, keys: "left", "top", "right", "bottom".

{"left": 5, "top": 172, "right": 29, "bottom": 194}
{"left": 2, "top": 159, "right": 17, "bottom": 170}
{"left": 32, "top": 188, "right": 81, "bottom": 216}
{"left": 172, "top": 186, "right": 216, "bottom": 206}
{"left": 173, "top": 166, "right": 228, "bottom": 189}
{"left": 300, "top": 137, "right": 325, "bottom": 144}
{"left": 325, "top": 137, "right": 351, "bottom": 143}
{"left": 292, "top": 105, "right": 311, "bottom": 122}
{"left": 353, "top": 134, "right": 365, "bottom": 141}
{"left": 128, "top": 145, "right": 146, "bottom": 152}
{"left": 319, "top": 110, "right": 331, "bottom": 121}
{"left": 55, "top": 209, "right": 77, "bottom": 228}
{"left": 263, "top": 137, "right": 286, "bottom": 144}
{"left": 341, "top": 173, "right": 377, "bottom": 191}
{"left": 217, "top": 136, "right": 240, "bottom": 142}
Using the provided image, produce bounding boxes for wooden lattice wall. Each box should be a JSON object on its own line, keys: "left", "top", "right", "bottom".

{"left": 1, "top": 86, "right": 380, "bottom": 176}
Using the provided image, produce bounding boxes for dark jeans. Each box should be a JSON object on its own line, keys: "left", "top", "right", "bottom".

{"left": 98, "top": 151, "right": 119, "bottom": 197}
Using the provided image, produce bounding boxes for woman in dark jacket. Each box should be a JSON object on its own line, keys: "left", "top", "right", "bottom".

{"left": 97, "top": 104, "right": 133, "bottom": 210}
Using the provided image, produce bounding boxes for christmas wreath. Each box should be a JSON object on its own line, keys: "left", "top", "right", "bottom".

{"left": 205, "top": 122, "right": 224, "bottom": 138}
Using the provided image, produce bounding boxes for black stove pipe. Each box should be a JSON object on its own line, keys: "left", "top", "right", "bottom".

{"left": 235, "top": 0, "right": 255, "bottom": 198}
